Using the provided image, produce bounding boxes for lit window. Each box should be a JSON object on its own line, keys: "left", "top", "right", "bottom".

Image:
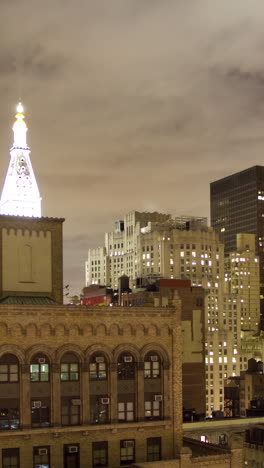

{"left": 89, "top": 354, "right": 107, "bottom": 380}
{"left": 61, "top": 363, "right": 79, "bottom": 381}
{"left": 118, "top": 402, "right": 134, "bottom": 422}
{"left": 145, "top": 400, "right": 162, "bottom": 420}
{"left": 144, "top": 353, "right": 160, "bottom": 379}
{"left": 30, "top": 356, "right": 49, "bottom": 382}
{"left": 0, "top": 355, "right": 19, "bottom": 383}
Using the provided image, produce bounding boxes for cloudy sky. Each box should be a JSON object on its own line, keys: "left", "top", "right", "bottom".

{"left": 1, "top": 0, "right": 264, "bottom": 296}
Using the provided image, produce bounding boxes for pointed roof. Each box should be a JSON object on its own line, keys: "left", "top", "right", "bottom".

{"left": 0, "top": 103, "right": 42, "bottom": 217}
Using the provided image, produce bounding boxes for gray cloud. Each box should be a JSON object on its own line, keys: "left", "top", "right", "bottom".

{"left": 1, "top": 0, "right": 264, "bottom": 294}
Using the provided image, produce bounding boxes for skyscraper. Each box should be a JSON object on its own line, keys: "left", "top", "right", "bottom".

{"left": 0, "top": 103, "right": 41, "bottom": 217}
{"left": 210, "top": 166, "right": 264, "bottom": 328}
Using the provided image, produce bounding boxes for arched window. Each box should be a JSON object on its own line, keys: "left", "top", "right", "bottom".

{"left": 117, "top": 353, "right": 135, "bottom": 380}
{"left": 30, "top": 354, "right": 49, "bottom": 382}
{"left": 144, "top": 352, "right": 160, "bottom": 379}
{"left": 0, "top": 354, "right": 19, "bottom": 383}
{"left": 89, "top": 354, "right": 107, "bottom": 380}
{"left": 0, "top": 354, "right": 20, "bottom": 430}
{"left": 60, "top": 352, "right": 79, "bottom": 382}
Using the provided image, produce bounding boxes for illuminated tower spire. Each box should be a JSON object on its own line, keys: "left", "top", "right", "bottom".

{"left": 0, "top": 103, "right": 41, "bottom": 217}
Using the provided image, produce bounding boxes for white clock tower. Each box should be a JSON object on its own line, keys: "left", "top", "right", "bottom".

{"left": 0, "top": 103, "right": 41, "bottom": 217}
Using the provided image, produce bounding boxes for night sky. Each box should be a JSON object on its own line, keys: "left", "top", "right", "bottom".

{"left": 1, "top": 1, "right": 264, "bottom": 296}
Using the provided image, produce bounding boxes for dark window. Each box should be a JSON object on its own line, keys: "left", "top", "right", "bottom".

{"left": 196, "top": 298, "right": 203, "bottom": 307}
{"left": 2, "top": 448, "right": 19, "bottom": 468}
{"left": 219, "top": 434, "right": 227, "bottom": 445}
{"left": 89, "top": 354, "right": 107, "bottom": 380}
{"left": 0, "top": 355, "right": 19, "bottom": 382}
{"left": 118, "top": 401, "right": 134, "bottom": 422}
{"left": 90, "top": 396, "right": 109, "bottom": 424}
{"left": 92, "top": 441, "right": 108, "bottom": 467}
{"left": 30, "top": 356, "right": 49, "bottom": 382}
{"left": 144, "top": 353, "right": 160, "bottom": 379}
{"left": 145, "top": 398, "right": 162, "bottom": 420}
{"left": 64, "top": 445, "right": 79, "bottom": 468}
{"left": 33, "top": 446, "right": 50, "bottom": 468}
{"left": 61, "top": 399, "right": 80, "bottom": 426}
{"left": 147, "top": 437, "right": 161, "bottom": 461}
{"left": 0, "top": 407, "right": 19, "bottom": 430}
{"left": 31, "top": 400, "right": 50, "bottom": 428}
{"left": 120, "top": 440, "right": 135, "bottom": 465}
{"left": 117, "top": 353, "right": 135, "bottom": 380}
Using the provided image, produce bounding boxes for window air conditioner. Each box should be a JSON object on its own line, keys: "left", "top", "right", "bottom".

{"left": 124, "top": 356, "right": 133, "bottom": 363}
{"left": 101, "top": 398, "right": 109, "bottom": 405}
{"left": 71, "top": 399, "right": 81, "bottom": 406}
{"left": 151, "top": 356, "right": 158, "bottom": 362}
{"left": 68, "top": 446, "right": 78, "bottom": 453}
{"left": 32, "top": 401, "right": 42, "bottom": 408}
{"left": 38, "top": 358, "right": 46, "bottom": 364}
{"left": 154, "top": 395, "right": 163, "bottom": 402}
{"left": 123, "top": 440, "right": 134, "bottom": 448}
{"left": 95, "top": 357, "right": 104, "bottom": 363}
{"left": 38, "top": 448, "right": 48, "bottom": 455}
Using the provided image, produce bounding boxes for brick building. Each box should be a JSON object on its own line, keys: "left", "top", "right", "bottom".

{"left": 121, "top": 278, "right": 206, "bottom": 416}
{"left": 0, "top": 301, "right": 183, "bottom": 467}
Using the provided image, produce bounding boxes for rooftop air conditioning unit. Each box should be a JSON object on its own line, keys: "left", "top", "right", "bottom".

{"left": 95, "top": 357, "right": 104, "bottom": 363}
{"left": 32, "top": 401, "right": 42, "bottom": 408}
{"left": 38, "top": 448, "right": 48, "bottom": 455}
{"left": 101, "top": 398, "right": 109, "bottom": 405}
{"left": 123, "top": 440, "right": 134, "bottom": 448}
{"left": 71, "top": 399, "right": 81, "bottom": 406}
{"left": 154, "top": 395, "right": 163, "bottom": 402}
{"left": 38, "top": 358, "right": 46, "bottom": 364}
{"left": 68, "top": 446, "right": 78, "bottom": 453}
{"left": 151, "top": 356, "right": 158, "bottom": 362}
{"left": 124, "top": 356, "right": 133, "bottom": 363}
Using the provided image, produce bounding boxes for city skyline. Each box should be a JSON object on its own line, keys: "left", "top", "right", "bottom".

{"left": 1, "top": 1, "right": 264, "bottom": 295}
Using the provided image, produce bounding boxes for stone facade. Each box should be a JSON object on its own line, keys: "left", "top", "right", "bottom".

{"left": 0, "top": 302, "right": 183, "bottom": 467}
{"left": 0, "top": 215, "right": 64, "bottom": 304}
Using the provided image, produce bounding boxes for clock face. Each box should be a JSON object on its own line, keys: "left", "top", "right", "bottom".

{"left": 17, "top": 157, "right": 30, "bottom": 177}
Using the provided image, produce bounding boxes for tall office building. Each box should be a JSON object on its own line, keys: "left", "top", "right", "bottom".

{"left": 86, "top": 211, "right": 209, "bottom": 290}
{"left": 224, "top": 234, "right": 260, "bottom": 333}
{"left": 210, "top": 166, "right": 264, "bottom": 328}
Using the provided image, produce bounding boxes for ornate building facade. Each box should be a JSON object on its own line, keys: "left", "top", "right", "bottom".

{"left": 0, "top": 302, "right": 183, "bottom": 467}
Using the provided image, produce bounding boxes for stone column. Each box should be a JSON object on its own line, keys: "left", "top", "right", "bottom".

{"left": 230, "top": 437, "right": 244, "bottom": 467}
{"left": 163, "top": 361, "right": 170, "bottom": 419}
{"left": 110, "top": 363, "right": 118, "bottom": 423}
{"left": 137, "top": 362, "right": 145, "bottom": 421}
{"left": 171, "top": 294, "right": 183, "bottom": 456}
{"left": 81, "top": 362, "right": 90, "bottom": 425}
{"left": 20, "top": 364, "right": 31, "bottom": 429}
{"left": 179, "top": 447, "right": 192, "bottom": 468}
{"left": 51, "top": 363, "right": 61, "bottom": 426}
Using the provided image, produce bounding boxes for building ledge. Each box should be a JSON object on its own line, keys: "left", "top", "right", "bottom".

{"left": 0, "top": 420, "right": 172, "bottom": 438}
